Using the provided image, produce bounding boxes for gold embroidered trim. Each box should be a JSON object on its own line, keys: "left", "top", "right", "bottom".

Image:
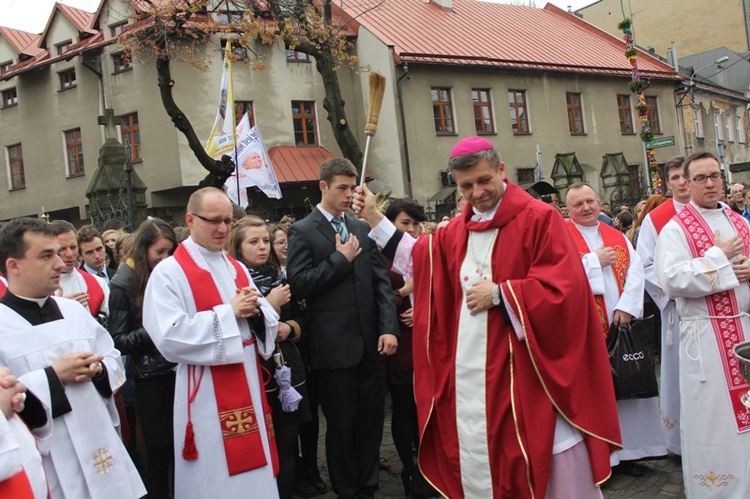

{"left": 219, "top": 406, "right": 259, "bottom": 439}
{"left": 694, "top": 471, "right": 736, "bottom": 488}
{"left": 505, "top": 281, "right": 622, "bottom": 459}
{"left": 509, "top": 334, "right": 535, "bottom": 498}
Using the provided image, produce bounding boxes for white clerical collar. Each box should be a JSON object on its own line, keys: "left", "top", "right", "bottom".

{"left": 673, "top": 199, "right": 686, "bottom": 212}
{"left": 316, "top": 204, "right": 344, "bottom": 222}
{"left": 15, "top": 294, "right": 49, "bottom": 307}
{"left": 572, "top": 221, "right": 599, "bottom": 234}
{"left": 691, "top": 201, "right": 724, "bottom": 213}
{"left": 470, "top": 182, "right": 506, "bottom": 222}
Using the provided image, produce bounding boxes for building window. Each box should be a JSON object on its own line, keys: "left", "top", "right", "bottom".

{"left": 0, "top": 61, "right": 12, "bottom": 75}
{"left": 56, "top": 40, "right": 72, "bottom": 56}
{"left": 291, "top": 101, "right": 317, "bottom": 146}
{"left": 286, "top": 50, "right": 310, "bottom": 63}
{"left": 715, "top": 112, "right": 724, "bottom": 141}
{"left": 471, "top": 89, "right": 494, "bottom": 134}
{"left": 59, "top": 68, "right": 77, "bottom": 90}
{"left": 235, "top": 101, "right": 255, "bottom": 127}
{"left": 2, "top": 88, "right": 17, "bottom": 108}
{"left": 64, "top": 128, "right": 84, "bottom": 176}
{"left": 7, "top": 144, "right": 25, "bottom": 189}
{"left": 516, "top": 167, "right": 536, "bottom": 184}
{"left": 220, "top": 39, "right": 248, "bottom": 61}
{"left": 737, "top": 115, "right": 746, "bottom": 143}
{"left": 121, "top": 112, "right": 141, "bottom": 160}
{"left": 507, "top": 90, "right": 529, "bottom": 134}
{"left": 431, "top": 87, "right": 455, "bottom": 135}
{"left": 112, "top": 52, "right": 131, "bottom": 73}
{"left": 645, "top": 96, "right": 661, "bottom": 134}
{"left": 726, "top": 113, "right": 735, "bottom": 142}
{"left": 566, "top": 92, "right": 585, "bottom": 134}
{"left": 110, "top": 21, "right": 127, "bottom": 38}
{"left": 616, "top": 94, "right": 634, "bottom": 134}
{"left": 694, "top": 106, "right": 704, "bottom": 138}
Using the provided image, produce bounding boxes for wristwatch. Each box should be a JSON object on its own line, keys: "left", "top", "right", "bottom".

{"left": 491, "top": 284, "right": 501, "bottom": 307}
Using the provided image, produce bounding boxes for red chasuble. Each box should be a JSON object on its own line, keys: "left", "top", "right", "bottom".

{"left": 650, "top": 199, "right": 677, "bottom": 235}
{"left": 0, "top": 470, "right": 34, "bottom": 499}
{"left": 75, "top": 269, "right": 104, "bottom": 317}
{"left": 566, "top": 221, "right": 630, "bottom": 337}
{"left": 411, "top": 182, "right": 621, "bottom": 499}
{"left": 173, "top": 245, "right": 278, "bottom": 476}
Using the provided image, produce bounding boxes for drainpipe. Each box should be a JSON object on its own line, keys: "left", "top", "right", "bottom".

{"left": 396, "top": 63, "right": 413, "bottom": 199}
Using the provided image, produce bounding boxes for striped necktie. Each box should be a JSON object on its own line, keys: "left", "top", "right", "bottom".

{"left": 332, "top": 216, "right": 349, "bottom": 243}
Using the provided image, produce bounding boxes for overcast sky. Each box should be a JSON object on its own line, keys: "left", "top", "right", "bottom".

{"left": 0, "top": 0, "right": 597, "bottom": 32}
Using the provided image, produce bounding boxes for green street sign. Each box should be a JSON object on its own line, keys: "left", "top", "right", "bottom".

{"left": 645, "top": 136, "right": 675, "bottom": 149}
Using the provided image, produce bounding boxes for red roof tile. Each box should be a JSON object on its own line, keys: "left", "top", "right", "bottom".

{"left": 268, "top": 146, "right": 333, "bottom": 183}
{"left": 58, "top": 4, "right": 98, "bottom": 33}
{"left": 336, "top": 0, "right": 679, "bottom": 79}
{"left": 0, "top": 27, "right": 45, "bottom": 57}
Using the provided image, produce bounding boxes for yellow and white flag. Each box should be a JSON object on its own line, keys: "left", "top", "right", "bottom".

{"left": 205, "top": 40, "right": 235, "bottom": 160}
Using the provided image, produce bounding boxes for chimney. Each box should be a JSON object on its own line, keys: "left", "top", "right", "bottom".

{"left": 431, "top": 0, "right": 453, "bottom": 9}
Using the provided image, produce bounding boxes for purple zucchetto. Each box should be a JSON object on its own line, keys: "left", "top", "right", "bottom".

{"left": 449, "top": 136, "right": 495, "bottom": 158}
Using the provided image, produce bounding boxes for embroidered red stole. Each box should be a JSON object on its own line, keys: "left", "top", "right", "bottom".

{"left": 566, "top": 221, "right": 630, "bottom": 336}
{"left": 650, "top": 199, "right": 677, "bottom": 235}
{"left": 0, "top": 471, "right": 34, "bottom": 499}
{"left": 173, "top": 244, "right": 278, "bottom": 476}
{"left": 75, "top": 269, "right": 104, "bottom": 317}
{"left": 674, "top": 203, "right": 750, "bottom": 432}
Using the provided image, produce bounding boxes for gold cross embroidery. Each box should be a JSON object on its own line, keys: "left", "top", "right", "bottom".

{"left": 92, "top": 447, "right": 114, "bottom": 476}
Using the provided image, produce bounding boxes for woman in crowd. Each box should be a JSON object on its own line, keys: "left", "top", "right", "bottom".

{"left": 228, "top": 216, "right": 310, "bottom": 499}
{"left": 269, "top": 224, "right": 289, "bottom": 278}
{"left": 108, "top": 218, "right": 177, "bottom": 499}
{"left": 628, "top": 194, "right": 667, "bottom": 248}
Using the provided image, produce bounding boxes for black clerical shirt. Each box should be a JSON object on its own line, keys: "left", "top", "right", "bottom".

{"left": 0, "top": 292, "right": 112, "bottom": 428}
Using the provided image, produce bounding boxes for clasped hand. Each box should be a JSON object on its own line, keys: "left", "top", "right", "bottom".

{"left": 715, "top": 230, "right": 744, "bottom": 260}
{"left": 52, "top": 352, "right": 104, "bottom": 384}
{"left": 232, "top": 286, "right": 262, "bottom": 319}
{"left": 336, "top": 233, "right": 362, "bottom": 262}
{"left": 0, "top": 367, "right": 27, "bottom": 418}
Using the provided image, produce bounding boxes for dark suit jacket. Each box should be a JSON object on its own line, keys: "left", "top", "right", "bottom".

{"left": 288, "top": 208, "right": 399, "bottom": 370}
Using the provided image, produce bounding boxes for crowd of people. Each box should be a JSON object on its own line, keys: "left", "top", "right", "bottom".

{"left": 1, "top": 137, "right": 749, "bottom": 499}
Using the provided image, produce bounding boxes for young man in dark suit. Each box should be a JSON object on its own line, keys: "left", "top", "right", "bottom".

{"left": 287, "top": 158, "right": 399, "bottom": 499}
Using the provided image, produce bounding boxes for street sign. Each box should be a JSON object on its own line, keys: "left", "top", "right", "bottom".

{"left": 645, "top": 136, "right": 675, "bottom": 149}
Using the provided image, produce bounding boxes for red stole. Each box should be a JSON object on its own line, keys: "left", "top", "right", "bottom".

{"left": 0, "top": 471, "right": 34, "bottom": 499}
{"left": 75, "top": 269, "right": 104, "bottom": 317}
{"left": 411, "top": 182, "right": 621, "bottom": 498}
{"left": 173, "top": 244, "right": 278, "bottom": 476}
{"left": 650, "top": 199, "right": 677, "bottom": 235}
{"left": 674, "top": 203, "right": 750, "bottom": 432}
{"left": 0, "top": 275, "right": 7, "bottom": 298}
{"left": 566, "top": 221, "right": 630, "bottom": 336}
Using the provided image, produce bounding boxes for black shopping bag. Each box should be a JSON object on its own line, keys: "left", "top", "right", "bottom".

{"left": 606, "top": 317, "right": 659, "bottom": 400}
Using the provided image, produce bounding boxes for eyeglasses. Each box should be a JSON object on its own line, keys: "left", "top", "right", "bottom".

{"left": 191, "top": 213, "right": 235, "bottom": 227}
{"left": 273, "top": 240, "right": 288, "bottom": 247}
{"left": 690, "top": 172, "right": 723, "bottom": 185}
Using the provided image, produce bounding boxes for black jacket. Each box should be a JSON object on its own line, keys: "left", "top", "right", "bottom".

{"left": 108, "top": 262, "right": 176, "bottom": 378}
{"left": 248, "top": 263, "right": 307, "bottom": 392}
{"left": 288, "top": 209, "right": 399, "bottom": 370}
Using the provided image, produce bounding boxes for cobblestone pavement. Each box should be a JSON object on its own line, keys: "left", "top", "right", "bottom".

{"left": 306, "top": 403, "right": 685, "bottom": 499}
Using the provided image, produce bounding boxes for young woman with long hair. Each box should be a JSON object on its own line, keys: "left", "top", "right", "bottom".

{"left": 108, "top": 218, "right": 177, "bottom": 499}
{"left": 228, "top": 216, "right": 310, "bottom": 499}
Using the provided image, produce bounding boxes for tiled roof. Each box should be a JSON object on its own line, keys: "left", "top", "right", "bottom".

{"left": 337, "top": 0, "right": 679, "bottom": 79}
{"left": 39, "top": 2, "right": 99, "bottom": 44}
{"left": 0, "top": 27, "right": 45, "bottom": 57}
{"left": 268, "top": 146, "right": 334, "bottom": 183}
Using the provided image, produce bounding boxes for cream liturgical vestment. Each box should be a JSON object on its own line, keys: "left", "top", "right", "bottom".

{"left": 656, "top": 202, "right": 750, "bottom": 498}
{"left": 0, "top": 410, "right": 50, "bottom": 499}
{"left": 143, "top": 237, "right": 279, "bottom": 499}
{"left": 572, "top": 222, "right": 667, "bottom": 465}
{"left": 0, "top": 296, "right": 145, "bottom": 499}
{"left": 635, "top": 199, "right": 685, "bottom": 455}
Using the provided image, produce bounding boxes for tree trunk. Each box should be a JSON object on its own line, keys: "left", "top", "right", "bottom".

{"left": 155, "top": 56, "right": 235, "bottom": 188}
{"left": 315, "top": 52, "right": 363, "bottom": 169}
